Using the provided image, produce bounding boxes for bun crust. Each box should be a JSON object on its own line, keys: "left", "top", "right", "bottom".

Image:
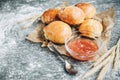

{"left": 79, "top": 19, "right": 103, "bottom": 38}
{"left": 41, "top": 9, "right": 60, "bottom": 24}
{"left": 43, "top": 21, "right": 72, "bottom": 44}
{"left": 58, "top": 6, "right": 85, "bottom": 25}
{"left": 75, "top": 3, "right": 96, "bottom": 19}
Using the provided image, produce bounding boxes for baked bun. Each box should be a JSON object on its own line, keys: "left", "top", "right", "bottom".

{"left": 58, "top": 6, "right": 85, "bottom": 25}
{"left": 75, "top": 3, "right": 96, "bottom": 19}
{"left": 79, "top": 19, "right": 103, "bottom": 38}
{"left": 41, "top": 8, "right": 60, "bottom": 24}
{"left": 43, "top": 21, "right": 72, "bottom": 44}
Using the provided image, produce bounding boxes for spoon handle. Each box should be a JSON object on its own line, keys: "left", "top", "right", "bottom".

{"left": 50, "top": 45, "right": 65, "bottom": 62}
{"left": 49, "top": 45, "right": 78, "bottom": 75}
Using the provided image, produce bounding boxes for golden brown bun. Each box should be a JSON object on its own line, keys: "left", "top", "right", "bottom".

{"left": 43, "top": 21, "right": 72, "bottom": 44}
{"left": 41, "top": 8, "right": 60, "bottom": 24}
{"left": 58, "top": 6, "right": 85, "bottom": 25}
{"left": 79, "top": 19, "right": 103, "bottom": 38}
{"left": 75, "top": 3, "right": 96, "bottom": 19}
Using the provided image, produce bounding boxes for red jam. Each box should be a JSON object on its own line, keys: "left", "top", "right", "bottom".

{"left": 67, "top": 38, "right": 98, "bottom": 60}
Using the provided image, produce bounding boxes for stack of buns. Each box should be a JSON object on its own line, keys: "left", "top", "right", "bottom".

{"left": 42, "top": 2, "right": 103, "bottom": 44}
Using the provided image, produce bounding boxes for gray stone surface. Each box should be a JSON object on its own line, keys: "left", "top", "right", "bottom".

{"left": 0, "top": 0, "right": 120, "bottom": 80}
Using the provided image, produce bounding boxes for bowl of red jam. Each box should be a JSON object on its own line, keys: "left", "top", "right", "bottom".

{"left": 65, "top": 32, "right": 102, "bottom": 61}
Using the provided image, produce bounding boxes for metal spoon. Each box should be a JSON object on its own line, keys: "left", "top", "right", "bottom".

{"left": 49, "top": 45, "right": 78, "bottom": 75}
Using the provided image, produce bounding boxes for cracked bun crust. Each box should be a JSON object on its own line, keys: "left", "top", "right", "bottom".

{"left": 58, "top": 6, "right": 85, "bottom": 25}
{"left": 79, "top": 19, "right": 103, "bottom": 38}
{"left": 75, "top": 3, "right": 96, "bottom": 19}
{"left": 43, "top": 21, "right": 72, "bottom": 44}
{"left": 41, "top": 8, "right": 60, "bottom": 24}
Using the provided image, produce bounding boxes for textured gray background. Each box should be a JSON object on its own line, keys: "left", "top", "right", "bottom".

{"left": 0, "top": 0, "right": 120, "bottom": 80}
